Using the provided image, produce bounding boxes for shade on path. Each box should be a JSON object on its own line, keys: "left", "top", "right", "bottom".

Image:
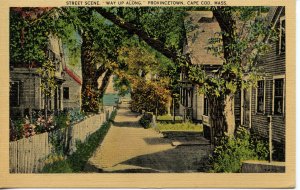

{"left": 86, "top": 99, "right": 212, "bottom": 173}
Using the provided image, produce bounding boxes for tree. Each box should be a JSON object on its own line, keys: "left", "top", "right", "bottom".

{"left": 10, "top": 7, "right": 275, "bottom": 140}
{"left": 94, "top": 7, "right": 275, "bottom": 140}
{"left": 114, "top": 37, "right": 179, "bottom": 114}
{"left": 202, "top": 7, "right": 275, "bottom": 139}
{"left": 10, "top": 7, "right": 128, "bottom": 113}
{"left": 63, "top": 8, "right": 132, "bottom": 113}
{"left": 130, "top": 79, "right": 170, "bottom": 114}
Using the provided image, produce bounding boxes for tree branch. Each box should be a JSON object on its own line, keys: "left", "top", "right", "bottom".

{"left": 93, "top": 8, "right": 179, "bottom": 63}
{"left": 212, "top": 7, "right": 236, "bottom": 59}
{"left": 94, "top": 64, "right": 107, "bottom": 81}
{"left": 99, "top": 69, "right": 113, "bottom": 99}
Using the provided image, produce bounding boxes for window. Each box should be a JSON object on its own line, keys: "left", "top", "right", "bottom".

{"left": 10, "top": 81, "right": 20, "bottom": 107}
{"left": 63, "top": 87, "right": 69, "bottom": 100}
{"left": 256, "top": 80, "right": 265, "bottom": 113}
{"left": 279, "top": 17, "right": 285, "bottom": 54}
{"left": 203, "top": 96, "right": 209, "bottom": 116}
{"left": 273, "top": 78, "right": 284, "bottom": 115}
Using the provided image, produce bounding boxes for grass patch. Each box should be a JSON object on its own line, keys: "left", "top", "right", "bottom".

{"left": 41, "top": 110, "right": 117, "bottom": 173}
{"left": 157, "top": 115, "right": 183, "bottom": 122}
{"left": 157, "top": 122, "right": 203, "bottom": 132}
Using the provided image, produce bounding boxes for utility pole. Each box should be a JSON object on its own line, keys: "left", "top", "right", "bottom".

{"left": 173, "top": 96, "right": 175, "bottom": 123}
{"left": 268, "top": 115, "right": 273, "bottom": 163}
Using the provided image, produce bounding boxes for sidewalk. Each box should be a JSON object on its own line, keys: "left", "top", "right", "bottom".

{"left": 86, "top": 99, "right": 212, "bottom": 173}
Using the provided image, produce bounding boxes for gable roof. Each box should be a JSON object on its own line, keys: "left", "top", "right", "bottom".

{"left": 184, "top": 11, "right": 223, "bottom": 66}
{"left": 64, "top": 67, "right": 82, "bottom": 85}
{"left": 267, "top": 6, "right": 284, "bottom": 26}
{"left": 266, "top": 7, "right": 285, "bottom": 41}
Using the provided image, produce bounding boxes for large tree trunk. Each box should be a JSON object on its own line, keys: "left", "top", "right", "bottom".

{"left": 81, "top": 32, "right": 99, "bottom": 113}
{"left": 208, "top": 94, "right": 235, "bottom": 144}
{"left": 208, "top": 96, "right": 225, "bottom": 145}
{"left": 209, "top": 8, "right": 237, "bottom": 142}
{"left": 223, "top": 94, "right": 235, "bottom": 136}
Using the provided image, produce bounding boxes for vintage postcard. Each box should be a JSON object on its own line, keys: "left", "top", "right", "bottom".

{"left": 0, "top": 0, "right": 295, "bottom": 188}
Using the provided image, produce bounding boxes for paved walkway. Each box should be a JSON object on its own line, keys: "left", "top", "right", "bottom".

{"left": 86, "top": 99, "right": 212, "bottom": 173}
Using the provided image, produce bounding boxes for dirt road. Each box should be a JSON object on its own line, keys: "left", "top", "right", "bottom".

{"left": 86, "top": 99, "right": 212, "bottom": 173}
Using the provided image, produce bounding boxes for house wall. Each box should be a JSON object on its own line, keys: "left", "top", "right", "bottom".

{"left": 10, "top": 68, "right": 42, "bottom": 118}
{"left": 10, "top": 68, "right": 65, "bottom": 118}
{"left": 48, "top": 34, "right": 64, "bottom": 79}
{"left": 234, "top": 90, "right": 241, "bottom": 127}
{"left": 62, "top": 73, "right": 81, "bottom": 109}
{"left": 10, "top": 33, "right": 65, "bottom": 119}
{"left": 192, "top": 87, "right": 204, "bottom": 121}
{"left": 250, "top": 39, "right": 285, "bottom": 144}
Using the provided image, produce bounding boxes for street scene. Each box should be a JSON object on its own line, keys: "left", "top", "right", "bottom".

{"left": 9, "top": 6, "right": 286, "bottom": 173}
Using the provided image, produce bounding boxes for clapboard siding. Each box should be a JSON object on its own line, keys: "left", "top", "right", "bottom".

{"left": 192, "top": 87, "right": 204, "bottom": 121}
{"left": 234, "top": 91, "right": 241, "bottom": 126}
{"left": 250, "top": 8, "right": 285, "bottom": 145}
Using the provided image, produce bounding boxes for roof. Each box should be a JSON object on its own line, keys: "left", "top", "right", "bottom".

{"left": 184, "top": 11, "right": 223, "bottom": 66}
{"left": 250, "top": 7, "right": 284, "bottom": 51}
{"left": 64, "top": 67, "right": 82, "bottom": 85}
{"left": 266, "top": 7, "right": 284, "bottom": 26}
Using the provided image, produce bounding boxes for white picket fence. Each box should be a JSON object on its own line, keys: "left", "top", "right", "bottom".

{"left": 9, "top": 106, "right": 115, "bottom": 173}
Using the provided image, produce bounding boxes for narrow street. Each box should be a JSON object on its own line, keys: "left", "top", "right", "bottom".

{"left": 86, "top": 98, "right": 212, "bottom": 173}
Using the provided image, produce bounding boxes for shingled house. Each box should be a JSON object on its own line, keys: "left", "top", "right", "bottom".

{"left": 245, "top": 7, "right": 286, "bottom": 161}
{"left": 10, "top": 34, "right": 65, "bottom": 119}
{"left": 62, "top": 66, "right": 82, "bottom": 109}
{"left": 179, "top": 11, "right": 223, "bottom": 125}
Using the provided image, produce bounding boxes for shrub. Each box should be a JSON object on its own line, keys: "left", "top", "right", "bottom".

{"left": 250, "top": 134, "right": 269, "bottom": 160}
{"left": 42, "top": 156, "right": 73, "bottom": 173}
{"left": 210, "top": 127, "right": 269, "bottom": 173}
{"left": 54, "top": 113, "right": 69, "bottom": 129}
{"left": 139, "top": 112, "right": 153, "bottom": 129}
{"left": 9, "top": 109, "right": 87, "bottom": 141}
{"left": 34, "top": 114, "right": 56, "bottom": 133}
{"left": 9, "top": 119, "right": 24, "bottom": 141}
{"left": 130, "top": 80, "right": 170, "bottom": 114}
{"left": 67, "top": 108, "right": 86, "bottom": 124}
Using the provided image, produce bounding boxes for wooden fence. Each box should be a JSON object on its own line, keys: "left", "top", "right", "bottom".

{"left": 9, "top": 106, "right": 115, "bottom": 173}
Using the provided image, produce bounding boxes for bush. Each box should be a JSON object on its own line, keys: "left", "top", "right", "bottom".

{"left": 130, "top": 80, "right": 170, "bottom": 114}
{"left": 9, "top": 119, "right": 24, "bottom": 141}
{"left": 54, "top": 113, "right": 69, "bottom": 129}
{"left": 67, "top": 108, "right": 86, "bottom": 124}
{"left": 210, "top": 127, "right": 269, "bottom": 173}
{"left": 9, "top": 109, "right": 87, "bottom": 141}
{"left": 42, "top": 156, "right": 73, "bottom": 173}
{"left": 139, "top": 112, "right": 153, "bottom": 129}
